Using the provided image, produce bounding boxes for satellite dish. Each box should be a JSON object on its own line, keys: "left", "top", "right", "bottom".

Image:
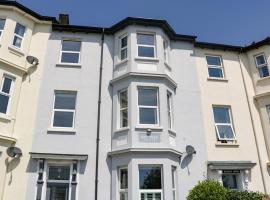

{"left": 186, "top": 145, "right": 196, "bottom": 155}
{"left": 6, "top": 147, "right": 22, "bottom": 158}
{"left": 26, "top": 55, "right": 39, "bottom": 66}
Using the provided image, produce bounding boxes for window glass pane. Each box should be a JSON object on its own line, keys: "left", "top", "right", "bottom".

{"left": 139, "top": 108, "right": 157, "bottom": 124}
{"left": 61, "top": 52, "right": 80, "bottom": 63}
{"left": 120, "top": 193, "right": 128, "bottom": 200}
{"left": 171, "top": 167, "right": 176, "bottom": 188}
{"left": 213, "top": 107, "right": 230, "bottom": 123}
{"left": 48, "top": 185, "right": 69, "bottom": 200}
{"left": 120, "top": 91, "right": 128, "bottom": 108}
{"left": 256, "top": 55, "right": 266, "bottom": 65}
{"left": 121, "top": 49, "right": 127, "bottom": 60}
{"left": 0, "top": 94, "right": 9, "bottom": 114}
{"left": 138, "top": 46, "right": 154, "bottom": 57}
{"left": 62, "top": 41, "right": 81, "bottom": 52}
{"left": 120, "top": 110, "right": 128, "bottom": 127}
{"left": 259, "top": 66, "right": 269, "bottom": 78}
{"left": 53, "top": 111, "right": 74, "bottom": 127}
{"left": 14, "top": 23, "right": 25, "bottom": 37}
{"left": 217, "top": 125, "right": 234, "bottom": 139}
{"left": 48, "top": 166, "right": 70, "bottom": 180}
{"left": 120, "top": 168, "right": 128, "bottom": 189}
{"left": 2, "top": 77, "right": 12, "bottom": 94}
{"left": 139, "top": 166, "right": 161, "bottom": 189}
{"left": 54, "top": 92, "right": 76, "bottom": 110}
{"left": 12, "top": 36, "right": 22, "bottom": 48}
{"left": 121, "top": 36, "right": 127, "bottom": 48}
{"left": 206, "top": 56, "right": 221, "bottom": 66}
{"left": 138, "top": 89, "right": 157, "bottom": 106}
{"left": 137, "top": 34, "right": 155, "bottom": 45}
{"left": 222, "top": 175, "right": 238, "bottom": 189}
{"left": 0, "top": 19, "right": 6, "bottom": 30}
{"left": 208, "top": 67, "right": 223, "bottom": 78}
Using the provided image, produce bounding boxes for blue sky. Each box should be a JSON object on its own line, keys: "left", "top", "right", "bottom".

{"left": 18, "top": 0, "right": 269, "bottom": 46}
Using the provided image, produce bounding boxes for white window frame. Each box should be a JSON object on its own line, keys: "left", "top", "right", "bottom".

{"left": 60, "top": 40, "right": 81, "bottom": 64}
{"left": 137, "top": 87, "right": 160, "bottom": 126}
{"left": 0, "top": 74, "right": 15, "bottom": 115}
{"left": 213, "top": 105, "right": 236, "bottom": 141}
{"left": 12, "top": 22, "right": 25, "bottom": 49}
{"left": 254, "top": 54, "right": 269, "bottom": 78}
{"left": 139, "top": 165, "right": 163, "bottom": 200}
{"left": 119, "top": 35, "right": 128, "bottom": 61}
{"left": 137, "top": 33, "right": 156, "bottom": 58}
{"left": 0, "top": 18, "right": 6, "bottom": 40}
{"left": 45, "top": 162, "right": 73, "bottom": 200}
{"left": 51, "top": 91, "right": 77, "bottom": 129}
{"left": 206, "top": 55, "right": 224, "bottom": 78}
{"left": 171, "top": 166, "right": 177, "bottom": 200}
{"left": 119, "top": 89, "right": 128, "bottom": 128}
{"left": 163, "top": 39, "right": 169, "bottom": 63}
{"left": 119, "top": 167, "right": 128, "bottom": 200}
{"left": 167, "top": 91, "right": 173, "bottom": 130}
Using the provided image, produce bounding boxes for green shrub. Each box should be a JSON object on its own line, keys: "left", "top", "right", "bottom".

{"left": 226, "top": 190, "right": 265, "bottom": 200}
{"left": 187, "top": 180, "right": 227, "bottom": 200}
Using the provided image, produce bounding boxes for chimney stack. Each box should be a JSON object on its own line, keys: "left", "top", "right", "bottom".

{"left": 59, "top": 14, "right": 69, "bottom": 25}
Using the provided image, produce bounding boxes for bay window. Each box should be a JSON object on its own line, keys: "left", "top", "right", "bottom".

{"left": 171, "top": 167, "right": 177, "bottom": 200}
{"left": 0, "top": 75, "right": 14, "bottom": 115}
{"left": 119, "top": 90, "right": 128, "bottom": 128}
{"left": 12, "top": 23, "right": 25, "bottom": 48}
{"left": 213, "top": 106, "right": 236, "bottom": 141}
{"left": 206, "top": 55, "right": 224, "bottom": 78}
{"left": 167, "top": 92, "right": 173, "bottom": 129}
{"left": 120, "top": 35, "right": 128, "bottom": 61}
{"left": 60, "top": 40, "right": 81, "bottom": 64}
{"left": 163, "top": 40, "right": 169, "bottom": 63}
{"left": 0, "top": 19, "right": 6, "bottom": 38}
{"left": 139, "top": 166, "right": 162, "bottom": 200}
{"left": 255, "top": 54, "right": 269, "bottom": 78}
{"left": 266, "top": 105, "right": 270, "bottom": 120}
{"left": 119, "top": 167, "right": 128, "bottom": 200}
{"left": 138, "top": 88, "right": 159, "bottom": 125}
{"left": 52, "top": 91, "right": 77, "bottom": 128}
{"left": 137, "top": 33, "right": 156, "bottom": 58}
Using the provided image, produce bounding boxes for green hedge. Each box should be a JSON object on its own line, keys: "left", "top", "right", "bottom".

{"left": 187, "top": 180, "right": 266, "bottom": 200}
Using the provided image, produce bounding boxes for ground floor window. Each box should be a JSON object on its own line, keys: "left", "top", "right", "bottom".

{"left": 222, "top": 170, "right": 241, "bottom": 190}
{"left": 139, "top": 165, "right": 162, "bottom": 200}
{"left": 119, "top": 167, "right": 128, "bottom": 200}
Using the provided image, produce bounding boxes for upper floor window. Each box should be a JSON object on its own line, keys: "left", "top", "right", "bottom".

{"left": 167, "top": 91, "right": 173, "bottom": 129}
{"left": 266, "top": 105, "right": 270, "bottom": 120}
{"left": 138, "top": 88, "right": 159, "bottom": 125}
{"left": 163, "top": 40, "right": 169, "bottom": 63}
{"left": 137, "top": 33, "right": 156, "bottom": 58}
{"left": 119, "top": 89, "right": 128, "bottom": 128}
{"left": 61, "top": 40, "right": 81, "bottom": 64}
{"left": 255, "top": 54, "right": 269, "bottom": 78}
{"left": 0, "top": 19, "right": 6, "bottom": 38}
{"left": 12, "top": 23, "right": 25, "bottom": 48}
{"left": 213, "top": 106, "right": 236, "bottom": 141}
{"left": 139, "top": 166, "right": 162, "bottom": 200}
{"left": 119, "top": 167, "right": 128, "bottom": 200}
{"left": 206, "top": 55, "right": 224, "bottom": 78}
{"left": 46, "top": 165, "right": 71, "bottom": 199}
{"left": 0, "top": 75, "right": 14, "bottom": 115}
{"left": 52, "top": 91, "right": 77, "bottom": 128}
{"left": 120, "top": 35, "right": 128, "bottom": 61}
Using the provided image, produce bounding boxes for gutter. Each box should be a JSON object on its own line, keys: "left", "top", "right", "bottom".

{"left": 237, "top": 51, "right": 267, "bottom": 194}
{"left": 94, "top": 28, "right": 105, "bottom": 200}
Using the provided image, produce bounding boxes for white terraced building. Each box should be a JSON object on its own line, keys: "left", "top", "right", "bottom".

{"left": 0, "top": 1, "right": 269, "bottom": 200}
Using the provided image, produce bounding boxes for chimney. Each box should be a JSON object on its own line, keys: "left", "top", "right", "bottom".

{"left": 59, "top": 14, "right": 69, "bottom": 25}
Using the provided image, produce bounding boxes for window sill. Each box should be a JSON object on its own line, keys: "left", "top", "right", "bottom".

{"left": 135, "top": 57, "right": 159, "bottom": 63}
{"left": 56, "top": 63, "right": 82, "bottom": 68}
{"left": 256, "top": 75, "right": 270, "bottom": 83}
{"left": 8, "top": 46, "right": 25, "bottom": 57}
{"left": 0, "top": 113, "right": 12, "bottom": 121}
{"left": 114, "top": 127, "right": 130, "bottom": 134}
{"left": 215, "top": 142, "right": 239, "bottom": 147}
{"left": 115, "top": 59, "right": 129, "bottom": 68}
{"left": 47, "top": 127, "right": 76, "bottom": 133}
{"left": 207, "top": 77, "right": 228, "bottom": 82}
{"left": 135, "top": 126, "right": 163, "bottom": 132}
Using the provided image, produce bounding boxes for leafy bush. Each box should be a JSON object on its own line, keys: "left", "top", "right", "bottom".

{"left": 187, "top": 180, "right": 227, "bottom": 200}
{"left": 226, "top": 190, "right": 265, "bottom": 200}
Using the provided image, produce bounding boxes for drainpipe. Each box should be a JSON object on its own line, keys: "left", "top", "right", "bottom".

{"left": 237, "top": 51, "right": 267, "bottom": 194}
{"left": 94, "top": 28, "right": 105, "bottom": 200}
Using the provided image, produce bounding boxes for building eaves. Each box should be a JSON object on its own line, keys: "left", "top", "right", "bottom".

{"left": 195, "top": 41, "right": 243, "bottom": 52}
{"left": 0, "top": 0, "right": 57, "bottom": 23}
{"left": 243, "top": 37, "right": 270, "bottom": 51}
